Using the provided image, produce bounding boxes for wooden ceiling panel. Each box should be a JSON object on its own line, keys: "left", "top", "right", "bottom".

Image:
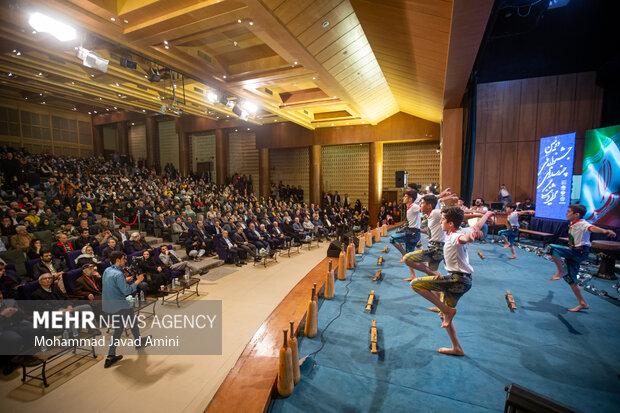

{"left": 351, "top": 0, "right": 453, "bottom": 122}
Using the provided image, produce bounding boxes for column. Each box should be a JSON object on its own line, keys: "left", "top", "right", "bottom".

{"left": 440, "top": 108, "right": 463, "bottom": 193}
{"left": 258, "top": 148, "right": 270, "bottom": 199}
{"left": 368, "top": 141, "right": 383, "bottom": 227}
{"left": 116, "top": 121, "right": 129, "bottom": 155}
{"left": 177, "top": 118, "right": 190, "bottom": 176}
{"left": 92, "top": 124, "right": 103, "bottom": 157}
{"left": 215, "top": 128, "right": 228, "bottom": 185}
{"left": 145, "top": 116, "right": 160, "bottom": 169}
{"left": 309, "top": 144, "right": 321, "bottom": 205}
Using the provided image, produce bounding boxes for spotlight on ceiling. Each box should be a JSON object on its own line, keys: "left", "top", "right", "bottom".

{"left": 226, "top": 98, "right": 235, "bottom": 109}
{"left": 28, "top": 12, "right": 77, "bottom": 42}
{"left": 207, "top": 91, "right": 219, "bottom": 103}
{"left": 77, "top": 47, "right": 109, "bottom": 73}
{"left": 239, "top": 100, "right": 258, "bottom": 114}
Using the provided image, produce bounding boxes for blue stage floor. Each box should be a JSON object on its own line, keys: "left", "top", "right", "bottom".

{"left": 270, "top": 235, "right": 620, "bottom": 413}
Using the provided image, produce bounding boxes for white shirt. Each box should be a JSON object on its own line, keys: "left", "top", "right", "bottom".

{"left": 443, "top": 230, "right": 474, "bottom": 274}
{"left": 427, "top": 209, "right": 445, "bottom": 243}
{"left": 224, "top": 237, "right": 233, "bottom": 248}
{"left": 406, "top": 203, "right": 421, "bottom": 229}
{"left": 507, "top": 211, "right": 519, "bottom": 227}
{"left": 569, "top": 219, "right": 592, "bottom": 247}
{"left": 414, "top": 193, "right": 423, "bottom": 205}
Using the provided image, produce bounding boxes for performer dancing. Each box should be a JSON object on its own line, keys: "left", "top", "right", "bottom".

{"left": 390, "top": 189, "right": 421, "bottom": 255}
{"left": 410, "top": 207, "right": 493, "bottom": 356}
{"left": 402, "top": 194, "right": 445, "bottom": 280}
{"left": 498, "top": 203, "right": 534, "bottom": 259}
{"left": 548, "top": 204, "right": 616, "bottom": 312}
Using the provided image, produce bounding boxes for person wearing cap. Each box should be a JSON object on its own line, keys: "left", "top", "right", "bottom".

{"left": 390, "top": 189, "right": 422, "bottom": 255}
{"left": 74, "top": 263, "right": 102, "bottom": 301}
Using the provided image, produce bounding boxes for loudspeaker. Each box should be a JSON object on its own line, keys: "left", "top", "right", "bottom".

{"left": 504, "top": 383, "right": 578, "bottom": 413}
{"left": 327, "top": 241, "right": 342, "bottom": 258}
{"left": 395, "top": 171, "right": 408, "bottom": 188}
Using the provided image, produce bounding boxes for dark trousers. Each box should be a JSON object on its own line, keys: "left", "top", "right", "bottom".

{"left": 107, "top": 308, "right": 140, "bottom": 357}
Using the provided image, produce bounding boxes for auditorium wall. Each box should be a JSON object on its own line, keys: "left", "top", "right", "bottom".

{"left": 129, "top": 123, "right": 147, "bottom": 161}
{"left": 270, "top": 147, "right": 310, "bottom": 202}
{"left": 0, "top": 98, "right": 93, "bottom": 157}
{"left": 322, "top": 144, "right": 370, "bottom": 206}
{"left": 190, "top": 133, "right": 216, "bottom": 179}
{"left": 473, "top": 72, "right": 603, "bottom": 203}
{"left": 158, "top": 120, "right": 180, "bottom": 170}
{"left": 383, "top": 142, "right": 440, "bottom": 192}
{"left": 228, "top": 131, "right": 259, "bottom": 186}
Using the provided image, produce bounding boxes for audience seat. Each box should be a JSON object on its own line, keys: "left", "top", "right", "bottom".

{"left": 17, "top": 280, "right": 40, "bottom": 300}
{"left": 0, "top": 249, "right": 27, "bottom": 277}
{"left": 63, "top": 268, "right": 84, "bottom": 297}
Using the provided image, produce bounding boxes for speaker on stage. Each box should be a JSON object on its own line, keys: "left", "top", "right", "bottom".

{"left": 395, "top": 171, "right": 408, "bottom": 188}
{"left": 504, "top": 383, "right": 578, "bottom": 413}
{"left": 327, "top": 241, "right": 342, "bottom": 258}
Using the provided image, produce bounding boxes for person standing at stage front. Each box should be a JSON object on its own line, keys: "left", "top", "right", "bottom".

{"left": 390, "top": 190, "right": 421, "bottom": 255}
{"left": 102, "top": 251, "right": 148, "bottom": 368}
{"left": 548, "top": 204, "right": 616, "bottom": 312}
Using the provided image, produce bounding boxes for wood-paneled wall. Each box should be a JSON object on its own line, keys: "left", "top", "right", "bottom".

{"left": 473, "top": 72, "right": 603, "bottom": 203}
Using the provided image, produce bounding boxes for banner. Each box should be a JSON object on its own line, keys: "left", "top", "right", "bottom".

{"left": 535, "top": 132, "right": 576, "bottom": 220}
{"left": 581, "top": 124, "right": 620, "bottom": 226}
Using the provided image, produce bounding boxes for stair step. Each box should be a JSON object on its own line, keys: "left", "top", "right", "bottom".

{"left": 186, "top": 256, "right": 224, "bottom": 274}
{"left": 145, "top": 236, "right": 163, "bottom": 245}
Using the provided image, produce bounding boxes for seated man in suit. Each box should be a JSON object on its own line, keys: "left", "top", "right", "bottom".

{"left": 259, "top": 223, "right": 280, "bottom": 250}
{"left": 124, "top": 232, "right": 150, "bottom": 254}
{"left": 312, "top": 213, "right": 329, "bottom": 241}
{"left": 270, "top": 221, "right": 291, "bottom": 249}
{"left": 74, "top": 263, "right": 102, "bottom": 301}
{"left": 51, "top": 232, "right": 74, "bottom": 260}
{"left": 159, "top": 244, "right": 191, "bottom": 277}
{"left": 292, "top": 217, "right": 308, "bottom": 239}
{"left": 245, "top": 222, "right": 269, "bottom": 251}
{"left": 73, "top": 228, "right": 99, "bottom": 251}
{"left": 101, "top": 237, "right": 122, "bottom": 261}
{"left": 219, "top": 230, "right": 246, "bottom": 266}
{"left": 232, "top": 226, "right": 259, "bottom": 262}
{"left": 190, "top": 220, "right": 214, "bottom": 256}
{"left": 34, "top": 249, "right": 69, "bottom": 294}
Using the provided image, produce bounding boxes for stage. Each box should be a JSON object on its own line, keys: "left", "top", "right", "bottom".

{"left": 270, "top": 235, "right": 620, "bottom": 412}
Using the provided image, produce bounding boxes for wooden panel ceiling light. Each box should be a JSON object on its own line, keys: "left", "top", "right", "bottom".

{"left": 0, "top": 0, "right": 470, "bottom": 129}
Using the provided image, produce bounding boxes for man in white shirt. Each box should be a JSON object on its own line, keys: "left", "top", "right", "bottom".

{"left": 402, "top": 195, "right": 445, "bottom": 279}
{"left": 390, "top": 190, "right": 421, "bottom": 255}
{"left": 548, "top": 204, "right": 616, "bottom": 312}
{"left": 410, "top": 207, "right": 494, "bottom": 357}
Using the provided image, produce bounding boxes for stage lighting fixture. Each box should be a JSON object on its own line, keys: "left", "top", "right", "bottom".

{"left": 120, "top": 57, "right": 137, "bottom": 70}
{"left": 239, "top": 100, "right": 258, "bottom": 114}
{"left": 207, "top": 91, "right": 219, "bottom": 103}
{"left": 231, "top": 104, "right": 243, "bottom": 117}
{"left": 239, "top": 110, "right": 249, "bottom": 121}
{"left": 226, "top": 99, "right": 235, "bottom": 109}
{"left": 28, "top": 12, "right": 77, "bottom": 42}
{"left": 147, "top": 67, "right": 161, "bottom": 82}
{"left": 77, "top": 47, "right": 109, "bottom": 73}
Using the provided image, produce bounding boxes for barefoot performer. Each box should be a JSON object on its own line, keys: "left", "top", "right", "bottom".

{"left": 548, "top": 204, "right": 616, "bottom": 312}
{"left": 402, "top": 194, "right": 445, "bottom": 280}
{"left": 410, "top": 207, "right": 494, "bottom": 356}
{"left": 390, "top": 189, "right": 421, "bottom": 255}
{"left": 497, "top": 203, "right": 534, "bottom": 259}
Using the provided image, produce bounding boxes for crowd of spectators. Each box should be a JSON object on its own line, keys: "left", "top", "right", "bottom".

{"left": 0, "top": 147, "right": 372, "bottom": 374}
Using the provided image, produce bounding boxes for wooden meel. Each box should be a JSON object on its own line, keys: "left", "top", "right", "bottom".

{"left": 304, "top": 284, "right": 318, "bottom": 337}
{"left": 370, "top": 320, "right": 378, "bottom": 354}
{"left": 377, "top": 256, "right": 384, "bottom": 266}
{"left": 382, "top": 245, "right": 389, "bottom": 253}
{"left": 373, "top": 228, "right": 381, "bottom": 242}
{"left": 365, "top": 290, "right": 375, "bottom": 312}
{"left": 372, "top": 269, "right": 382, "bottom": 282}
{"left": 381, "top": 224, "right": 388, "bottom": 236}
{"left": 324, "top": 260, "right": 335, "bottom": 299}
{"left": 365, "top": 232, "right": 373, "bottom": 247}
{"left": 505, "top": 290, "right": 517, "bottom": 311}
{"left": 337, "top": 250, "right": 347, "bottom": 281}
{"left": 288, "top": 321, "right": 301, "bottom": 385}
{"left": 277, "top": 329, "right": 295, "bottom": 397}
{"left": 346, "top": 243, "right": 356, "bottom": 269}
{"left": 477, "top": 250, "right": 486, "bottom": 260}
{"left": 357, "top": 235, "right": 365, "bottom": 254}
